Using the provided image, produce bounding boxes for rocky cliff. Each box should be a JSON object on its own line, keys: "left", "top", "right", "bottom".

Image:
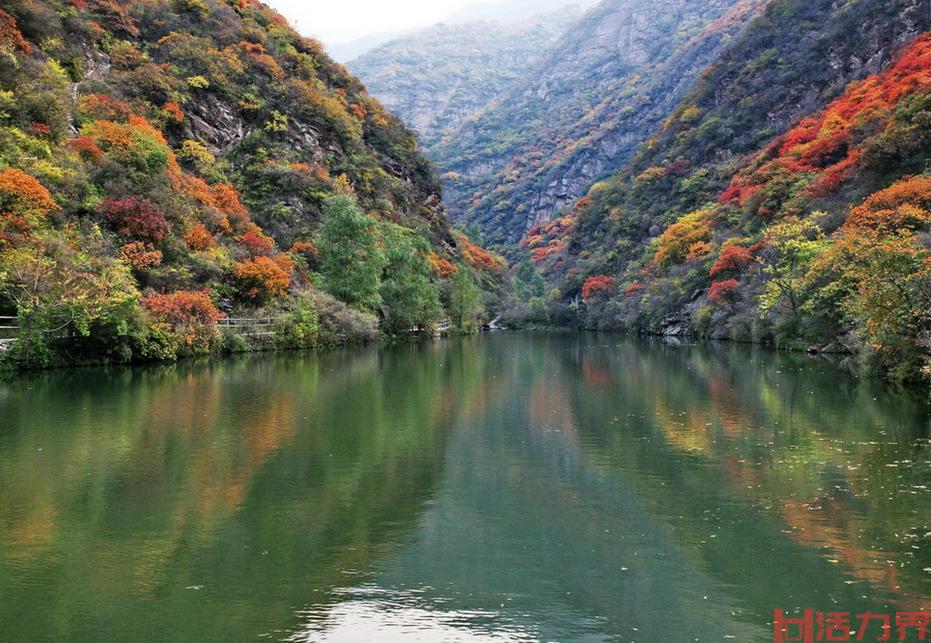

{"left": 433, "top": 0, "right": 766, "bottom": 244}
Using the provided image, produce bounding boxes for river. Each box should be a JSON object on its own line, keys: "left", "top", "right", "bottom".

{"left": 0, "top": 333, "right": 929, "bottom": 641}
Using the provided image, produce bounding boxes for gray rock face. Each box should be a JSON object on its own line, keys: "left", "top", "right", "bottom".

{"left": 184, "top": 93, "right": 247, "bottom": 151}
{"left": 432, "top": 0, "right": 767, "bottom": 244}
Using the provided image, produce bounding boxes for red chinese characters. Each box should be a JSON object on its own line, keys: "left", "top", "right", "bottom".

{"left": 774, "top": 609, "right": 928, "bottom": 642}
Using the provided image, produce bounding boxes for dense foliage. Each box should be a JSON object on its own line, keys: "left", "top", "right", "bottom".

{"left": 526, "top": 8, "right": 931, "bottom": 384}
{"left": 0, "top": 0, "right": 500, "bottom": 368}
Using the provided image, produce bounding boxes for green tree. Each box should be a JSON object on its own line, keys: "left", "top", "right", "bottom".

{"left": 314, "top": 195, "right": 386, "bottom": 312}
{"left": 449, "top": 268, "right": 483, "bottom": 333}
{"left": 379, "top": 223, "right": 442, "bottom": 334}
{"left": 514, "top": 259, "right": 545, "bottom": 299}
{"left": 758, "top": 217, "right": 824, "bottom": 317}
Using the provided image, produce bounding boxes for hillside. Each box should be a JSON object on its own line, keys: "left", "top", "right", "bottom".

{"left": 0, "top": 0, "right": 503, "bottom": 368}
{"left": 433, "top": 0, "right": 767, "bottom": 244}
{"left": 347, "top": 7, "right": 581, "bottom": 151}
{"left": 529, "top": 0, "right": 931, "bottom": 382}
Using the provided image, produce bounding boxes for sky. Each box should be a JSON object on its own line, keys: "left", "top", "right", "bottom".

{"left": 263, "top": 0, "right": 478, "bottom": 46}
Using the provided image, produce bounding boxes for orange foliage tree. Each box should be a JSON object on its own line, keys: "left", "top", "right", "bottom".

{"left": 454, "top": 231, "right": 506, "bottom": 273}
{"left": 654, "top": 208, "right": 713, "bottom": 266}
{"left": 0, "top": 169, "right": 58, "bottom": 219}
{"left": 234, "top": 255, "right": 291, "bottom": 302}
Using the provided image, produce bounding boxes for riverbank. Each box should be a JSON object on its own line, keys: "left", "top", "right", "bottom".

{"left": 2, "top": 333, "right": 929, "bottom": 641}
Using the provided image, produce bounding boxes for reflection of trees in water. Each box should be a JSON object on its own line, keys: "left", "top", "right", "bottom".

{"left": 0, "top": 344, "right": 466, "bottom": 640}
{"left": 364, "top": 334, "right": 761, "bottom": 642}
{"left": 561, "top": 335, "right": 931, "bottom": 612}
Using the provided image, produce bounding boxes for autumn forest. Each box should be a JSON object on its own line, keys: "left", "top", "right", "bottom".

{"left": 0, "top": 0, "right": 929, "bottom": 390}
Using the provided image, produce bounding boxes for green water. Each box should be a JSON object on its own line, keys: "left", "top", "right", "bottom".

{"left": 0, "top": 333, "right": 929, "bottom": 641}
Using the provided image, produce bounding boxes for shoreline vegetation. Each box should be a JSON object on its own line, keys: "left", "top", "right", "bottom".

{"left": 0, "top": 0, "right": 927, "bottom": 393}
{"left": 0, "top": 0, "right": 504, "bottom": 372}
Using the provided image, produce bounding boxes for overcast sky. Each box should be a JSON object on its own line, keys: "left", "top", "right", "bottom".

{"left": 264, "top": 0, "right": 477, "bottom": 46}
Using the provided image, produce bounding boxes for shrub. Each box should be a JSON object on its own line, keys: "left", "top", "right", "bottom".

{"left": 709, "top": 244, "right": 753, "bottom": 278}
{"left": 234, "top": 255, "right": 290, "bottom": 302}
{"left": 0, "top": 168, "right": 58, "bottom": 219}
{"left": 185, "top": 223, "right": 217, "bottom": 251}
{"left": 140, "top": 290, "right": 223, "bottom": 356}
{"left": 581, "top": 275, "right": 616, "bottom": 302}
{"left": 709, "top": 279, "right": 740, "bottom": 304}
{"left": 98, "top": 196, "right": 170, "bottom": 244}
{"left": 310, "top": 290, "right": 379, "bottom": 345}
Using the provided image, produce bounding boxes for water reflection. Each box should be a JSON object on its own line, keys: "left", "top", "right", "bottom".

{"left": 0, "top": 334, "right": 928, "bottom": 641}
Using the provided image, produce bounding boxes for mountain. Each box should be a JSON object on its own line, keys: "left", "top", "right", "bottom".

{"left": 443, "top": 0, "right": 599, "bottom": 24}
{"left": 433, "top": 0, "right": 768, "bottom": 244}
{"left": 530, "top": 0, "right": 931, "bottom": 381}
{"left": 327, "top": 30, "right": 407, "bottom": 63}
{"left": 0, "top": 0, "right": 502, "bottom": 368}
{"left": 347, "top": 7, "right": 581, "bottom": 150}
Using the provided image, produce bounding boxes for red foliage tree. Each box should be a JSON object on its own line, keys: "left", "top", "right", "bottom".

{"left": 0, "top": 9, "right": 30, "bottom": 54}
{"left": 709, "top": 245, "right": 754, "bottom": 278}
{"left": 236, "top": 225, "right": 275, "bottom": 256}
{"left": 722, "top": 33, "right": 931, "bottom": 210}
{"left": 67, "top": 136, "right": 104, "bottom": 161}
{"left": 581, "top": 275, "right": 616, "bottom": 301}
{"left": 142, "top": 290, "right": 223, "bottom": 325}
{"left": 709, "top": 279, "right": 740, "bottom": 304}
{"left": 98, "top": 196, "right": 170, "bottom": 244}
{"left": 141, "top": 290, "right": 223, "bottom": 353}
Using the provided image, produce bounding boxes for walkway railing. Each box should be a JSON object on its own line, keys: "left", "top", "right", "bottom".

{"left": 0, "top": 316, "right": 17, "bottom": 351}
{"left": 216, "top": 316, "right": 285, "bottom": 338}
